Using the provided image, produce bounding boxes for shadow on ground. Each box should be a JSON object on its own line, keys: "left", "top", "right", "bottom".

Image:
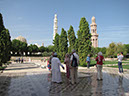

{"left": 0, "top": 71, "right": 129, "bottom": 96}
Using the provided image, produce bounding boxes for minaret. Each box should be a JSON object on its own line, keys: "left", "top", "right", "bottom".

{"left": 90, "top": 16, "right": 99, "bottom": 48}
{"left": 42, "top": 43, "right": 44, "bottom": 46}
{"left": 53, "top": 14, "right": 58, "bottom": 39}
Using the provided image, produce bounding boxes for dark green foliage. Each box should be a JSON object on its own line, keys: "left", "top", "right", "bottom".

{"left": 53, "top": 33, "right": 60, "bottom": 53}
{"left": 11, "top": 39, "right": 27, "bottom": 55}
{"left": 124, "top": 44, "right": 129, "bottom": 53}
{"left": 91, "top": 47, "right": 107, "bottom": 58}
{"left": 2, "top": 29, "right": 11, "bottom": 63}
{"left": 116, "top": 42, "right": 126, "bottom": 56}
{"left": 47, "top": 45, "right": 54, "bottom": 52}
{"left": 0, "top": 13, "right": 5, "bottom": 32}
{"left": 106, "top": 42, "right": 117, "bottom": 58}
{"left": 67, "top": 25, "right": 76, "bottom": 53}
{"left": 27, "top": 44, "right": 39, "bottom": 55}
{"left": 59, "top": 28, "right": 68, "bottom": 61}
{"left": 0, "top": 13, "right": 11, "bottom": 66}
{"left": 39, "top": 46, "right": 46, "bottom": 53}
{"left": 74, "top": 39, "right": 79, "bottom": 53}
{"left": 77, "top": 17, "right": 92, "bottom": 66}
{"left": 101, "top": 47, "right": 107, "bottom": 55}
{"left": 42, "top": 52, "right": 51, "bottom": 57}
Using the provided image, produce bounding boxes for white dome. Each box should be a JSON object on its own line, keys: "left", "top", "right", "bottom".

{"left": 16, "top": 36, "right": 27, "bottom": 43}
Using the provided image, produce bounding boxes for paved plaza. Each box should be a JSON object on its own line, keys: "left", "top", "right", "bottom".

{"left": 0, "top": 62, "right": 129, "bottom": 96}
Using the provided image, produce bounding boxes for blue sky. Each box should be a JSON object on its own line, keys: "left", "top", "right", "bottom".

{"left": 0, "top": 0, "right": 129, "bottom": 47}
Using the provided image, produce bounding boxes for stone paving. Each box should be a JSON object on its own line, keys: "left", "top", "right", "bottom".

{"left": 0, "top": 62, "right": 129, "bottom": 96}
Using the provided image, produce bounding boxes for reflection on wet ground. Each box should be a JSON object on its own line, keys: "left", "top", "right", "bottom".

{"left": 0, "top": 63, "right": 129, "bottom": 96}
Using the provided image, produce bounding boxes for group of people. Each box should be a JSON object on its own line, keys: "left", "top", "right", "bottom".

{"left": 15, "top": 57, "right": 24, "bottom": 63}
{"left": 48, "top": 49, "right": 124, "bottom": 84}
{"left": 48, "top": 49, "right": 79, "bottom": 84}
{"left": 86, "top": 51, "right": 124, "bottom": 80}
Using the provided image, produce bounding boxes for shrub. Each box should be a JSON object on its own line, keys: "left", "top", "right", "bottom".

{"left": 42, "top": 52, "right": 51, "bottom": 57}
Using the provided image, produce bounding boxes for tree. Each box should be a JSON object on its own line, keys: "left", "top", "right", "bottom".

{"left": 27, "top": 44, "right": 39, "bottom": 55}
{"left": 39, "top": 46, "right": 46, "bottom": 53}
{"left": 74, "top": 39, "right": 79, "bottom": 53}
{"left": 59, "top": 28, "right": 68, "bottom": 61}
{"left": 2, "top": 29, "right": 11, "bottom": 63}
{"left": 11, "top": 39, "right": 20, "bottom": 53}
{"left": 47, "top": 45, "right": 54, "bottom": 52}
{"left": 116, "top": 43, "right": 127, "bottom": 56}
{"left": 106, "top": 42, "right": 116, "bottom": 58}
{"left": 77, "top": 17, "right": 92, "bottom": 66}
{"left": 0, "top": 13, "right": 5, "bottom": 32}
{"left": 124, "top": 44, "right": 129, "bottom": 53}
{"left": 124, "top": 44, "right": 129, "bottom": 58}
{"left": 53, "top": 33, "right": 60, "bottom": 53}
{"left": 11, "top": 39, "right": 27, "bottom": 55}
{"left": 67, "top": 25, "right": 76, "bottom": 53}
{"left": 0, "top": 13, "right": 11, "bottom": 66}
{"left": 100, "top": 47, "right": 107, "bottom": 55}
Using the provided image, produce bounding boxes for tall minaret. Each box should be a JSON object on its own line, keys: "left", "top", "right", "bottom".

{"left": 53, "top": 14, "right": 58, "bottom": 39}
{"left": 90, "top": 16, "right": 99, "bottom": 48}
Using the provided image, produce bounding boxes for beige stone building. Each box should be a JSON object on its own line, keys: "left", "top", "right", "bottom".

{"left": 16, "top": 36, "right": 27, "bottom": 43}
{"left": 90, "top": 16, "right": 98, "bottom": 48}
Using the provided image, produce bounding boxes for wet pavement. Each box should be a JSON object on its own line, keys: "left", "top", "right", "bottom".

{"left": 0, "top": 63, "right": 129, "bottom": 96}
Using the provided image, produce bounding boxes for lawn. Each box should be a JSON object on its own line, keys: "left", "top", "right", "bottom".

{"left": 90, "top": 60, "right": 129, "bottom": 65}
{"left": 80, "top": 59, "right": 129, "bottom": 67}
{"left": 108, "top": 65, "right": 129, "bottom": 69}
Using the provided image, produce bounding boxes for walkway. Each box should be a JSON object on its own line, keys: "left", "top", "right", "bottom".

{"left": 0, "top": 62, "right": 129, "bottom": 96}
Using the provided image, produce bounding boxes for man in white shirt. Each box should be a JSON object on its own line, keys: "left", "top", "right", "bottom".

{"left": 70, "top": 49, "right": 79, "bottom": 84}
{"left": 117, "top": 52, "right": 124, "bottom": 73}
{"left": 51, "top": 53, "right": 64, "bottom": 84}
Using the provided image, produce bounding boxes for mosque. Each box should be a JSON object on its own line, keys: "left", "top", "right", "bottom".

{"left": 15, "top": 36, "right": 27, "bottom": 43}
{"left": 53, "top": 14, "right": 99, "bottom": 48}
{"left": 15, "top": 14, "right": 99, "bottom": 48}
{"left": 15, "top": 36, "right": 44, "bottom": 47}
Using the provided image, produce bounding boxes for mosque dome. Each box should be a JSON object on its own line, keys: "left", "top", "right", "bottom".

{"left": 92, "top": 16, "right": 96, "bottom": 23}
{"left": 16, "top": 36, "right": 27, "bottom": 43}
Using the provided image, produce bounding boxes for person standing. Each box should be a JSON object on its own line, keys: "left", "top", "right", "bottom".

{"left": 117, "top": 52, "right": 124, "bottom": 73}
{"left": 21, "top": 58, "right": 23, "bottom": 63}
{"left": 95, "top": 52, "right": 105, "bottom": 80}
{"left": 51, "top": 53, "right": 64, "bottom": 84}
{"left": 70, "top": 49, "right": 79, "bottom": 84}
{"left": 64, "top": 53, "right": 70, "bottom": 79}
{"left": 86, "top": 54, "right": 90, "bottom": 68}
{"left": 18, "top": 58, "right": 21, "bottom": 63}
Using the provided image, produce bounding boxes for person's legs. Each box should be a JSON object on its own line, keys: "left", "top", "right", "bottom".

{"left": 97, "top": 65, "right": 102, "bottom": 80}
{"left": 99, "top": 65, "right": 103, "bottom": 79}
{"left": 70, "top": 68, "right": 74, "bottom": 84}
{"left": 66, "top": 66, "right": 70, "bottom": 79}
{"left": 118, "top": 62, "right": 121, "bottom": 73}
{"left": 87, "top": 61, "right": 90, "bottom": 68}
{"left": 97, "top": 65, "right": 100, "bottom": 80}
{"left": 120, "top": 62, "right": 123, "bottom": 73}
{"left": 74, "top": 67, "right": 78, "bottom": 83}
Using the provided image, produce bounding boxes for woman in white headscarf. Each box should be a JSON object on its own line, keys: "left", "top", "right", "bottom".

{"left": 95, "top": 52, "right": 105, "bottom": 80}
{"left": 51, "top": 53, "right": 64, "bottom": 83}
